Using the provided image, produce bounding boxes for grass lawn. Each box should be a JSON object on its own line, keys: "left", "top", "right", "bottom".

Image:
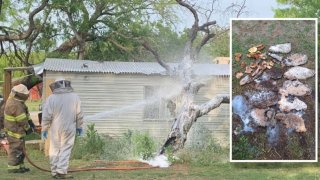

{"left": 1, "top": 157, "right": 320, "bottom": 180}
{"left": 1, "top": 147, "right": 320, "bottom": 180}
{"left": 25, "top": 100, "right": 42, "bottom": 112}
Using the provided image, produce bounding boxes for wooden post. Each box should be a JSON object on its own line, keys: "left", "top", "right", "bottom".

{"left": 45, "top": 132, "right": 50, "bottom": 157}
{"left": 3, "top": 67, "right": 34, "bottom": 101}
{"left": 3, "top": 70, "right": 12, "bottom": 102}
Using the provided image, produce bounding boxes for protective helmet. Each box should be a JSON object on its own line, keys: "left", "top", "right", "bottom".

{"left": 11, "top": 84, "right": 29, "bottom": 101}
{"left": 12, "top": 84, "right": 29, "bottom": 95}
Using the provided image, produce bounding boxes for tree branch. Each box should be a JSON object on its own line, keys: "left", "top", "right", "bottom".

{"left": 78, "top": 0, "right": 89, "bottom": 24}
{"left": 88, "top": 2, "right": 105, "bottom": 27}
{"left": 25, "top": 9, "right": 51, "bottom": 64}
{"left": 54, "top": 1, "right": 107, "bottom": 58}
{"left": 65, "top": 10, "right": 86, "bottom": 59}
{"left": 195, "top": 32, "right": 215, "bottom": 55}
{"left": 66, "top": 11, "right": 82, "bottom": 42}
{"left": 0, "top": 0, "right": 49, "bottom": 41}
{"left": 199, "top": 21, "right": 216, "bottom": 32}
{"left": 196, "top": 27, "right": 229, "bottom": 56}
{"left": 176, "top": 0, "right": 199, "bottom": 46}
{"left": 186, "top": 82, "right": 205, "bottom": 94}
{"left": 197, "top": 94, "right": 229, "bottom": 117}
{"left": 0, "top": 0, "right": 2, "bottom": 15}
{"left": 9, "top": 40, "right": 24, "bottom": 65}
{"left": 104, "top": 30, "right": 172, "bottom": 73}
{"left": 176, "top": 0, "right": 199, "bottom": 26}
{"left": 0, "top": 26, "right": 23, "bottom": 34}
{"left": 236, "top": 0, "right": 247, "bottom": 18}
{"left": 108, "top": 37, "right": 132, "bottom": 52}
{"left": 53, "top": 37, "right": 78, "bottom": 54}
{"left": 142, "top": 40, "right": 172, "bottom": 73}
{"left": 0, "top": 41, "right": 7, "bottom": 57}
{"left": 205, "top": 0, "right": 217, "bottom": 21}
{"left": 225, "top": 0, "right": 247, "bottom": 18}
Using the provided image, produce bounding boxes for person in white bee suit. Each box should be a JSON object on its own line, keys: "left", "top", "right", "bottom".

{"left": 41, "top": 78, "right": 83, "bottom": 179}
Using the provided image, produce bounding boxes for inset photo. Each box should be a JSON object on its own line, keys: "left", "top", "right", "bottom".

{"left": 230, "top": 19, "right": 317, "bottom": 162}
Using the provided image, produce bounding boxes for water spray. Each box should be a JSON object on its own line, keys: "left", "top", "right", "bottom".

{"left": 85, "top": 83, "right": 183, "bottom": 121}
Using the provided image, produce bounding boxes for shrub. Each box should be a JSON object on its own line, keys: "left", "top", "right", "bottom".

{"left": 72, "top": 127, "right": 158, "bottom": 161}
{"left": 164, "top": 145, "right": 176, "bottom": 163}
{"left": 72, "top": 123, "right": 105, "bottom": 160}
{"left": 102, "top": 130, "right": 158, "bottom": 161}
{"left": 176, "top": 139, "right": 228, "bottom": 166}
{"left": 131, "top": 131, "right": 156, "bottom": 160}
{"left": 103, "top": 130, "right": 133, "bottom": 161}
{"left": 174, "top": 124, "right": 228, "bottom": 166}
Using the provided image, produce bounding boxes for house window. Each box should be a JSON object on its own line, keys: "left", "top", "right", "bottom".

{"left": 144, "top": 86, "right": 160, "bottom": 119}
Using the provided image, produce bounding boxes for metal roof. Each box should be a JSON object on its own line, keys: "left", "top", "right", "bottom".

{"left": 32, "top": 62, "right": 44, "bottom": 75}
{"left": 43, "top": 58, "right": 229, "bottom": 76}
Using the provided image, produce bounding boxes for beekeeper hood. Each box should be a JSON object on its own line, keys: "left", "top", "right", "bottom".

{"left": 10, "top": 84, "right": 29, "bottom": 101}
{"left": 49, "top": 77, "right": 73, "bottom": 93}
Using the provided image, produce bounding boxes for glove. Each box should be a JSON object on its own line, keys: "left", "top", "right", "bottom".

{"left": 26, "top": 128, "right": 33, "bottom": 135}
{"left": 41, "top": 131, "right": 48, "bottom": 140}
{"left": 28, "top": 120, "right": 36, "bottom": 130}
{"left": 26, "top": 120, "right": 35, "bottom": 135}
{"left": 76, "top": 128, "right": 83, "bottom": 136}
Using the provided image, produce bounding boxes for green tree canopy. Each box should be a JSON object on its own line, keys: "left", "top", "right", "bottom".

{"left": 0, "top": 0, "right": 184, "bottom": 63}
{"left": 273, "top": 0, "right": 320, "bottom": 18}
{"left": 274, "top": 0, "right": 319, "bottom": 63}
{"left": 0, "top": 0, "right": 234, "bottom": 65}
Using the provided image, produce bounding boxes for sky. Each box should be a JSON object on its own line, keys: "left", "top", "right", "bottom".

{"left": 176, "top": 0, "right": 279, "bottom": 30}
{"left": 241, "top": 0, "right": 278, "bottom": 18}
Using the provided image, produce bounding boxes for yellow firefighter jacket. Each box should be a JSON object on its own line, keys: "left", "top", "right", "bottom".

{"left": 4, "top": 97, "right": 31, "bottom": 139}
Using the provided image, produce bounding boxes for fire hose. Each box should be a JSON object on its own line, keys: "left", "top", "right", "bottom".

{"left": 1, "top": 139, "right": 156, "bottom": 172}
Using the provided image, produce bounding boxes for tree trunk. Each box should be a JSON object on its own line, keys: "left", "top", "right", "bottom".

{"left": 53, "top": 37, "right": 78, "bottom": 54}
{"left": 77, "top": 41, "right": 86, "bottom": 60}
{"left": 157, "top": 46, "right": 229, "bottom": 154}
{"left": 159, "top": 82, "right": 228, "bottom": 154}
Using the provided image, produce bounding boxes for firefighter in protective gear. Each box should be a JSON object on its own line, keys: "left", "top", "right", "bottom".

{"left": 4, "top": 84, "right": 35, "bottom": 173}
{"left": 42, "top": 78, "right": 83, "bottom": 179}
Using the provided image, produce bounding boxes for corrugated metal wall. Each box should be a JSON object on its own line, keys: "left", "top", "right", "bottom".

{"left": 43, "top": 71, "right": 229, "bottom": 146}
